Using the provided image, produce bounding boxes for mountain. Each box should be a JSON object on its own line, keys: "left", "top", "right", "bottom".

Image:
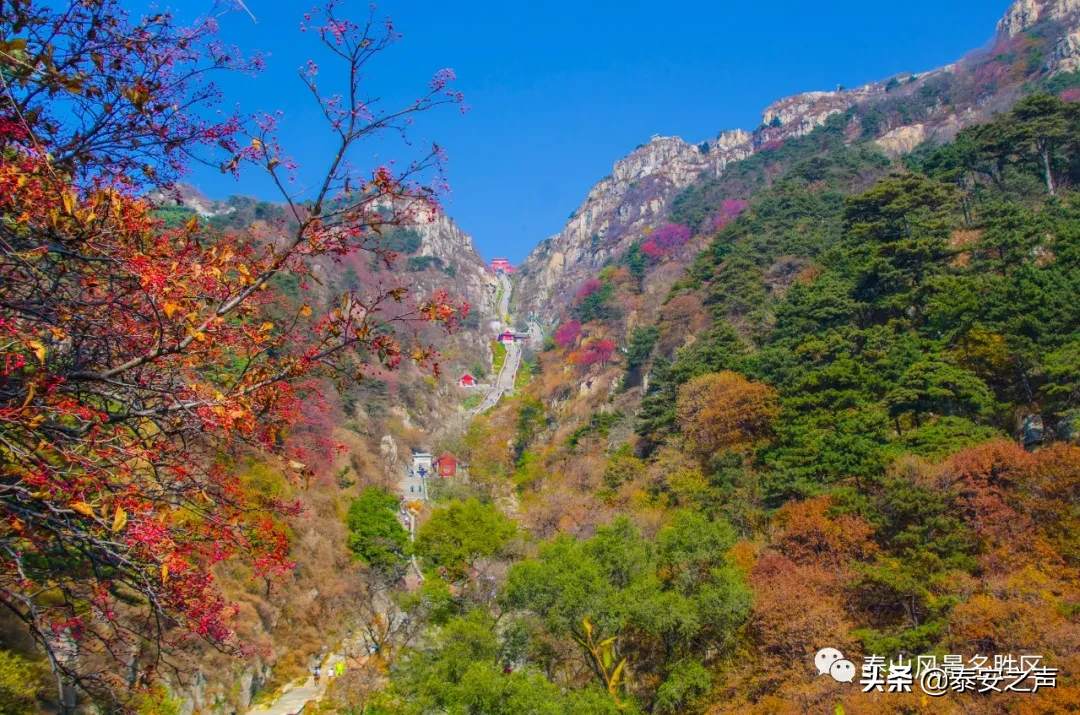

{"left": 515, "top": 0, "right": 1080, "bottom": 326}
{"left": 151, "top": 184, "right": 500, "bottom": 329}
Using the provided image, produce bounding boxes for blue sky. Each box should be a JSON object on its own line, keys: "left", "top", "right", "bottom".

{"left": 171, "top": 0, "right": 1009, "bottom": 262}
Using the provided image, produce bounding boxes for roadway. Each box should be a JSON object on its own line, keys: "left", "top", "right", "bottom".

{"left": 470, "top": 273, "right": 531, "bottom": 414}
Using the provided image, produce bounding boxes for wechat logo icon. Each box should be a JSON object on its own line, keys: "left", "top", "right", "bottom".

{"left": 815, "top": 647, "right": 856, "bottom": 683}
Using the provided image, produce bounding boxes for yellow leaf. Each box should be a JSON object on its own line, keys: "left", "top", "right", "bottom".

{"left": 70, "top": 502, "right": 95, "bottom": 518}
{"left": 251, "top": 138, "right": 263, "bottom": 151}
{"left": 19, "top": 384, "right": 35, "bottom": 411}
{"left": 112, "top": 506, "right": 127, "bottom": 532}
{"left": 11, "top": 518, "right": 24, "bottom": 532}
{"left": 300, "top": 304, "right": 312, "bottom": 317}
{"left": 163, "top": 301, "right": 181, "bottom": 319}
{"left": 187, "top": 328, "right": 205, "bottom": 342}
{"left": 583, "top": 617, "right": 593, "bottom": 637}
{"left": 27, "top": 340, "right": 45, "bottom": 364}
{"left": 237, "top": 263, "right": 250, "bottom": 276}
{"left": 259, "top": 322, "right": 275, "bottom": 332}
{"left": 185, "top": 215, "right": 199, "bottom": 233}
{"left": 611, "top": 658, "right": 626, "bottom": 686}
{"left": 161, "top": 564, "right": 169, "bottom": 584}
{"left": 61, "top": 191, "right": 76, "bottom": 215}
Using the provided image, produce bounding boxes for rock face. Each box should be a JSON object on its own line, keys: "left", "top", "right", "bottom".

{"left": 408, "top": 206, "right": 500, "bottom": 320}
{"left": 998, "top": 0, "right": 1080, "bottom": 37}
{"left": 760, "top": 91, "right": 857, "bottom": 140}
{"left": 515, "top": 135, "right": 723, "bottom": 322}
{"left": 876, "top": 124, "right": 928, "bottom": 158}
{"left": 999, "top": 0, "right": 1080, "bottom": 71}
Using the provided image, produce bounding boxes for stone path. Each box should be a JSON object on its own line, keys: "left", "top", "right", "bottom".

{"left": 471, "top": 274, "right": 534, "bottom": 414}
{"left": 255, "top": 675, "right": 322, "bottom": 715}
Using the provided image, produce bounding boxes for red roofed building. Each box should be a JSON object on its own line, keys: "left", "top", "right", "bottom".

{"left": 490, "top": 258, "right": 515, "bottom": 274}
{"left": 458, "top": 372, "right": 477, "bottom": 387}
{"left": 434, "top": 452, "right": 457, "bottom": 477}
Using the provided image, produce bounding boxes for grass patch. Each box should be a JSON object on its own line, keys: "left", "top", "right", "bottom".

{"left": 461, "top": 394, "right": 483, "bottom": 411}
{"left": 492, "top": 341, "right": 507, "bottom": 374}
{"left": 515, "top": 359, "right": 534, "bottom": 390}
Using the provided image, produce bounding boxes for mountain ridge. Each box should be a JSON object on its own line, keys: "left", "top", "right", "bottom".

{"left": 513, "top": 0, "right": 1078, "bottom": 325}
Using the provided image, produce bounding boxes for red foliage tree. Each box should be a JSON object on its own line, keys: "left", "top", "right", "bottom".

{"left": 571, "top": 339, "right": 616, "bottom": 367}
{"left": 640, "top": 239, "right": 665, "bottom": 260}
{"left": 640, "top": 224, "right": 691, "bottom": 260}
{"left": 652, "top": 223, "right": 692, "bottom": 251}
{"left": 712, "top": 199, "right": 749, "bottom": 231}
{"left": 0, "top": 0, "right": 464, "bottom": 704}
{"left": 554, "top": 320, "right": 581, "bottom": 349}
{"left": 575, "top": 278, "right": 603, "bottom": 300}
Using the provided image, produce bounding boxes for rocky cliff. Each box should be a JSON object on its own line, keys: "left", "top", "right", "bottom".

{"left": 515, "top": 0, "right": 1080, "bottom": 325}
{"left": 513, "top": 135, "right": 746, "bottom": 322}
{"left": 404, "top": 206, "right": 500, "bottom": 322}
{"left": 999, "top": 0, "right": 1080, "bottom": 71}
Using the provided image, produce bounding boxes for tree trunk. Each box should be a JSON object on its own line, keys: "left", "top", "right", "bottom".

{"left": 1042, "top": 143, "right": 1056, "bottom": 196}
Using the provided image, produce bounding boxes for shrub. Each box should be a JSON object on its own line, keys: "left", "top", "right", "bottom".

{"left": 346, "top": 488, "right": 409, "bottom": 575}
{"left": 406, "top": 255, "right": 444, "bottom": 272}
{"left": 554, "top": 321, "right": 581, "bottom": 349}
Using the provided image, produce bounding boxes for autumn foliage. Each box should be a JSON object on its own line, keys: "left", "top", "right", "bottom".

{"left": 569, "top": 339, "right": 616, "bottom": 368}
{"left": 575, "top": 277, "right": 604, "bottom": 300}
{"left": 553, "top": 320, "right": 581, "bottom": 349}
{"left": 640, "top": 223, "right": 691, "bottom": 259}
{"left": 676, "top": 371, "right": 780, "bottom": 456}
{"left": 0, "top": 0, "right": 464, "bottom": 703}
